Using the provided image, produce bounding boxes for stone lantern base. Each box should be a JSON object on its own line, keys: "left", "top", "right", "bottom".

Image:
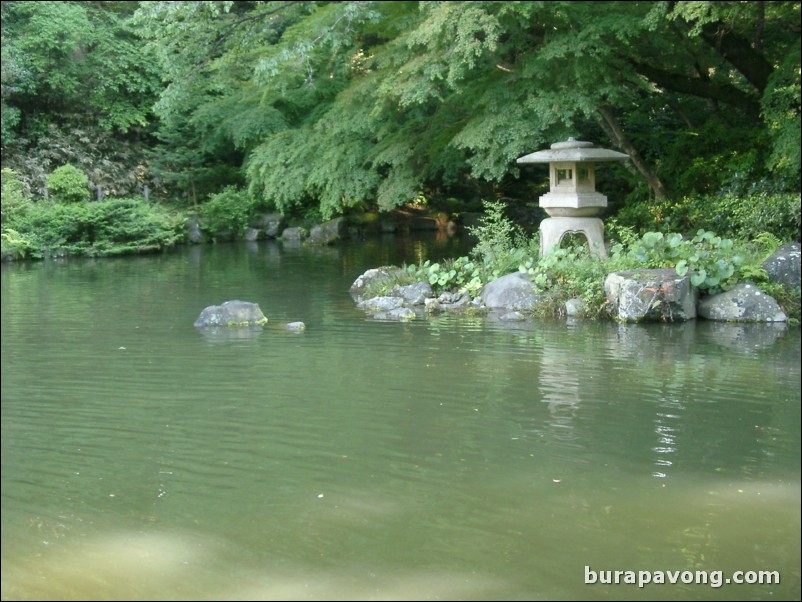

{"left": 540, "top": 217, "right": 607, "bottom": 258}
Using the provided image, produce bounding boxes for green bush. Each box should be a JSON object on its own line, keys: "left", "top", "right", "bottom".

{"left": 88, "top": 197, "right": 184, "bottom": 255}
{"left": 200, "top": 186, "right": 257, "bottom": 237}
{"left": 6, "top": 201, "right": 95, "bottom": 256}
{"left": 47, "top": 164, "right": 90, "bottom": 204}
{"left": 467, "top": 200, "right": 526, "bottom": 269}
{"left": 3, "top": 197, "right": 183, "bottom": 258}
{"left": 614, "top": 192, "right": 801, "bottom": 242}
{"left": 725, "top": 192, "right": 801, "bottom": 242}
{"left": 1, "top": 168, "right": 30, "bottom": 223}
{"left": 1, "top": 228, "right": 37, "bottom": 259}
{"left": 523, "top": 245, "right": 617, "bottom": 318}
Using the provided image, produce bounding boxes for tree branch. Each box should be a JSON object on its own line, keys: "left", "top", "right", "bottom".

{"left": 211, "top": 1, "right": 303, "bottom": 54}
{"left": 700, "top": 21, "right": 773, "bottom": 93}
{"left": 630, "top": 60, "right": 760, "bottom": 115}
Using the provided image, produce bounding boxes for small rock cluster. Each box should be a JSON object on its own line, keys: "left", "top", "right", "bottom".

{"left": 350, "top": 266, "right": 489, "bottom": 321}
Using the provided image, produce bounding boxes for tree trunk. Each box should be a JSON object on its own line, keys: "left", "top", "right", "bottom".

{"left": 596, "top": 107, "right": 669, "bottom": 201}
{"left": 191, "top": 176, "right": 198, "bottom": 208}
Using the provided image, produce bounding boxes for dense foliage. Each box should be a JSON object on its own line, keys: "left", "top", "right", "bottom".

{"left": 2, "top": 1, "right": 162, "bottom": 195}
{"left": 1, "top": 1, "right": 799, "bottom": 261}
{"left": 128, "top": 0, "right": 800, "bottom": 217}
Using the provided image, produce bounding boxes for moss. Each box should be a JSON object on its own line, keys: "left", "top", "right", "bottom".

{"left": 226, "top": 317, "right": 268, "bottom": 327}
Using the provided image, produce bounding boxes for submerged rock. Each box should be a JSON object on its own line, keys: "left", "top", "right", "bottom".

{"left": 284, "top": 321, "right": 306, "bottom": 331}
{"left": 357, "top": 296, "right": 405, "bottom": 312}
{"left": 194, "top": 300, "right": 268, "bottom": 327}
{"left": 372, "top": 307, "right": 417, "bottom": 321}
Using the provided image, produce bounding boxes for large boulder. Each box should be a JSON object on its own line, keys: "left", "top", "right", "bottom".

{"left": 350, "top": 266, "right": 403, "bottom": 301}
{"left": 253, "top": 213, "right": 287, "bottom": 238}
{"left": 244, "top": 227, "right": 263, "bottom": 242}
{"left": 604, "top": 268, "right": 697, "bottom": 322}
{"left": 388, "top": 281, "right": 433, "bottom": 305}
{"left": 307, "top": 217, "right": 346, "bottom": 245}
{"left": 194, "top": 300, "right": 268, "bottom": 327}
{"left": 281, "top": 227, "right": 308, "bottom": 242}
{"left": 698, "top": 283, "right": 787, "bottom": 322}
{"left": 762, "top": 243, "right": 800, "bottom": 289}
{"left": 481, "top": 272, "right": 539, "bottom": 311}
{"left": 185, "top": 216, "right": 205, "bottom": 244}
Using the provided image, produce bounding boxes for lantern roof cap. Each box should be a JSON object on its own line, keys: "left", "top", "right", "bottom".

{"left": 517, "top": 137, "right": 629, "bottom": 164}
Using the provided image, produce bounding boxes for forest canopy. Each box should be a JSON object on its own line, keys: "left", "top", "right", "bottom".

{"left": 2, "top": 1, "right": 800, "bottom": 219}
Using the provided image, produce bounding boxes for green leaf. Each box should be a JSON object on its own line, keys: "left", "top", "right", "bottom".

{"left": 690, "top": 270, "right": 707, "bottom": 287}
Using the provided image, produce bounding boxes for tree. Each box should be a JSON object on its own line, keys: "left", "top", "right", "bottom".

{"left": 1, "top": 1, "right": 163, "bottom": 198}
{"left": 133, "top": 1, "right": 802, "bottom": 216}
{"left": 2, "top": 1, "right": 160, "bottom": 137}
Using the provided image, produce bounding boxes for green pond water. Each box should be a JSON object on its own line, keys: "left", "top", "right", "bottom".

{"left": 1, "top": 236, "right": 800, "bottom": 601}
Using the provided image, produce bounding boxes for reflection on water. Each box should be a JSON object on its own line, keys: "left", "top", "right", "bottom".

{"left": 697, "top": 321, "right": 788, "bottom": 352}
{"left": 196, "top": 325, "right": 266, "bottom": 343}
{"left": 2, "top": 237, "right": 800, "bottom": 601}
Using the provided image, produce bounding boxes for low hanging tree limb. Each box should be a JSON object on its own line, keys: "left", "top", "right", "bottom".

{"left": 596, "top": 106, "right": 668, "bottom": 201}
{"left": 630, "top": 60, "right": 760, "bottom": 115}
{"left": 700, "top": 21, "right": 773, "bottom": 93}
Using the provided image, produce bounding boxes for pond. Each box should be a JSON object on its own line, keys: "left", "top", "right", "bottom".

{"left": 1, "top": 235, "right": 800, "bottom": 601}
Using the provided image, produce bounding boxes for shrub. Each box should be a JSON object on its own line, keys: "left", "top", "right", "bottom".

{"left": 7, "top": 201, "right": 95, "bottom": 257}
{"left": 614, "top": 192, "right": 801, "bottom": 242}
{"left": 1, "top": 168, "right": 30, "bottom": 223}
{"left": 1, "top": 228, "right": 37, "bottom": 259}
{"left": 200, "top": 186, "right": 256, "bottom": 237}
{"left": 4, "top": 197, "right": 183, "bottom": 258}
{"left": 523, "top": 245, "right": 617, "bottom": 318}
{"left": 88, "top": 197, "right": 184, "bottom": 255}
{"left": 467, "top": 200, "right": 526, "bottom": 269}
{"left": 46, "top": 164, "right": 90, "bottom": 204}
{"left": 609, "top": 230, "right": 744, "bottom": 294}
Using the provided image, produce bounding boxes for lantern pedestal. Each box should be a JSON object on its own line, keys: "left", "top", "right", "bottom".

{"left": 540, "top": 217, "right": 607, "bottom": 258}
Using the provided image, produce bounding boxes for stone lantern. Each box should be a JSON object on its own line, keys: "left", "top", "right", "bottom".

{"left": 517, "top": 137, "right": 628, "bottom": 258}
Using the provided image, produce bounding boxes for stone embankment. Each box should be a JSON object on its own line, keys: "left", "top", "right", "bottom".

{"left": 350, "top": 243, "right": 800, "bottom": 324}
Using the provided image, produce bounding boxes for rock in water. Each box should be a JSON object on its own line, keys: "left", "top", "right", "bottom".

{"left": 194, "top": 300, "right": 268, "bottom": 327}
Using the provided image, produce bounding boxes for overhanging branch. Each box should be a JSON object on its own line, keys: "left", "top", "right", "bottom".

{"left": 630, "top": 60, "right": 760, "bottom": 115}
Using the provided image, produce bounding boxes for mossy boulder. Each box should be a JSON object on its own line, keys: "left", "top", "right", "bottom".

{"left": 194, "top": 300, "right": 268, "bottom": 327}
